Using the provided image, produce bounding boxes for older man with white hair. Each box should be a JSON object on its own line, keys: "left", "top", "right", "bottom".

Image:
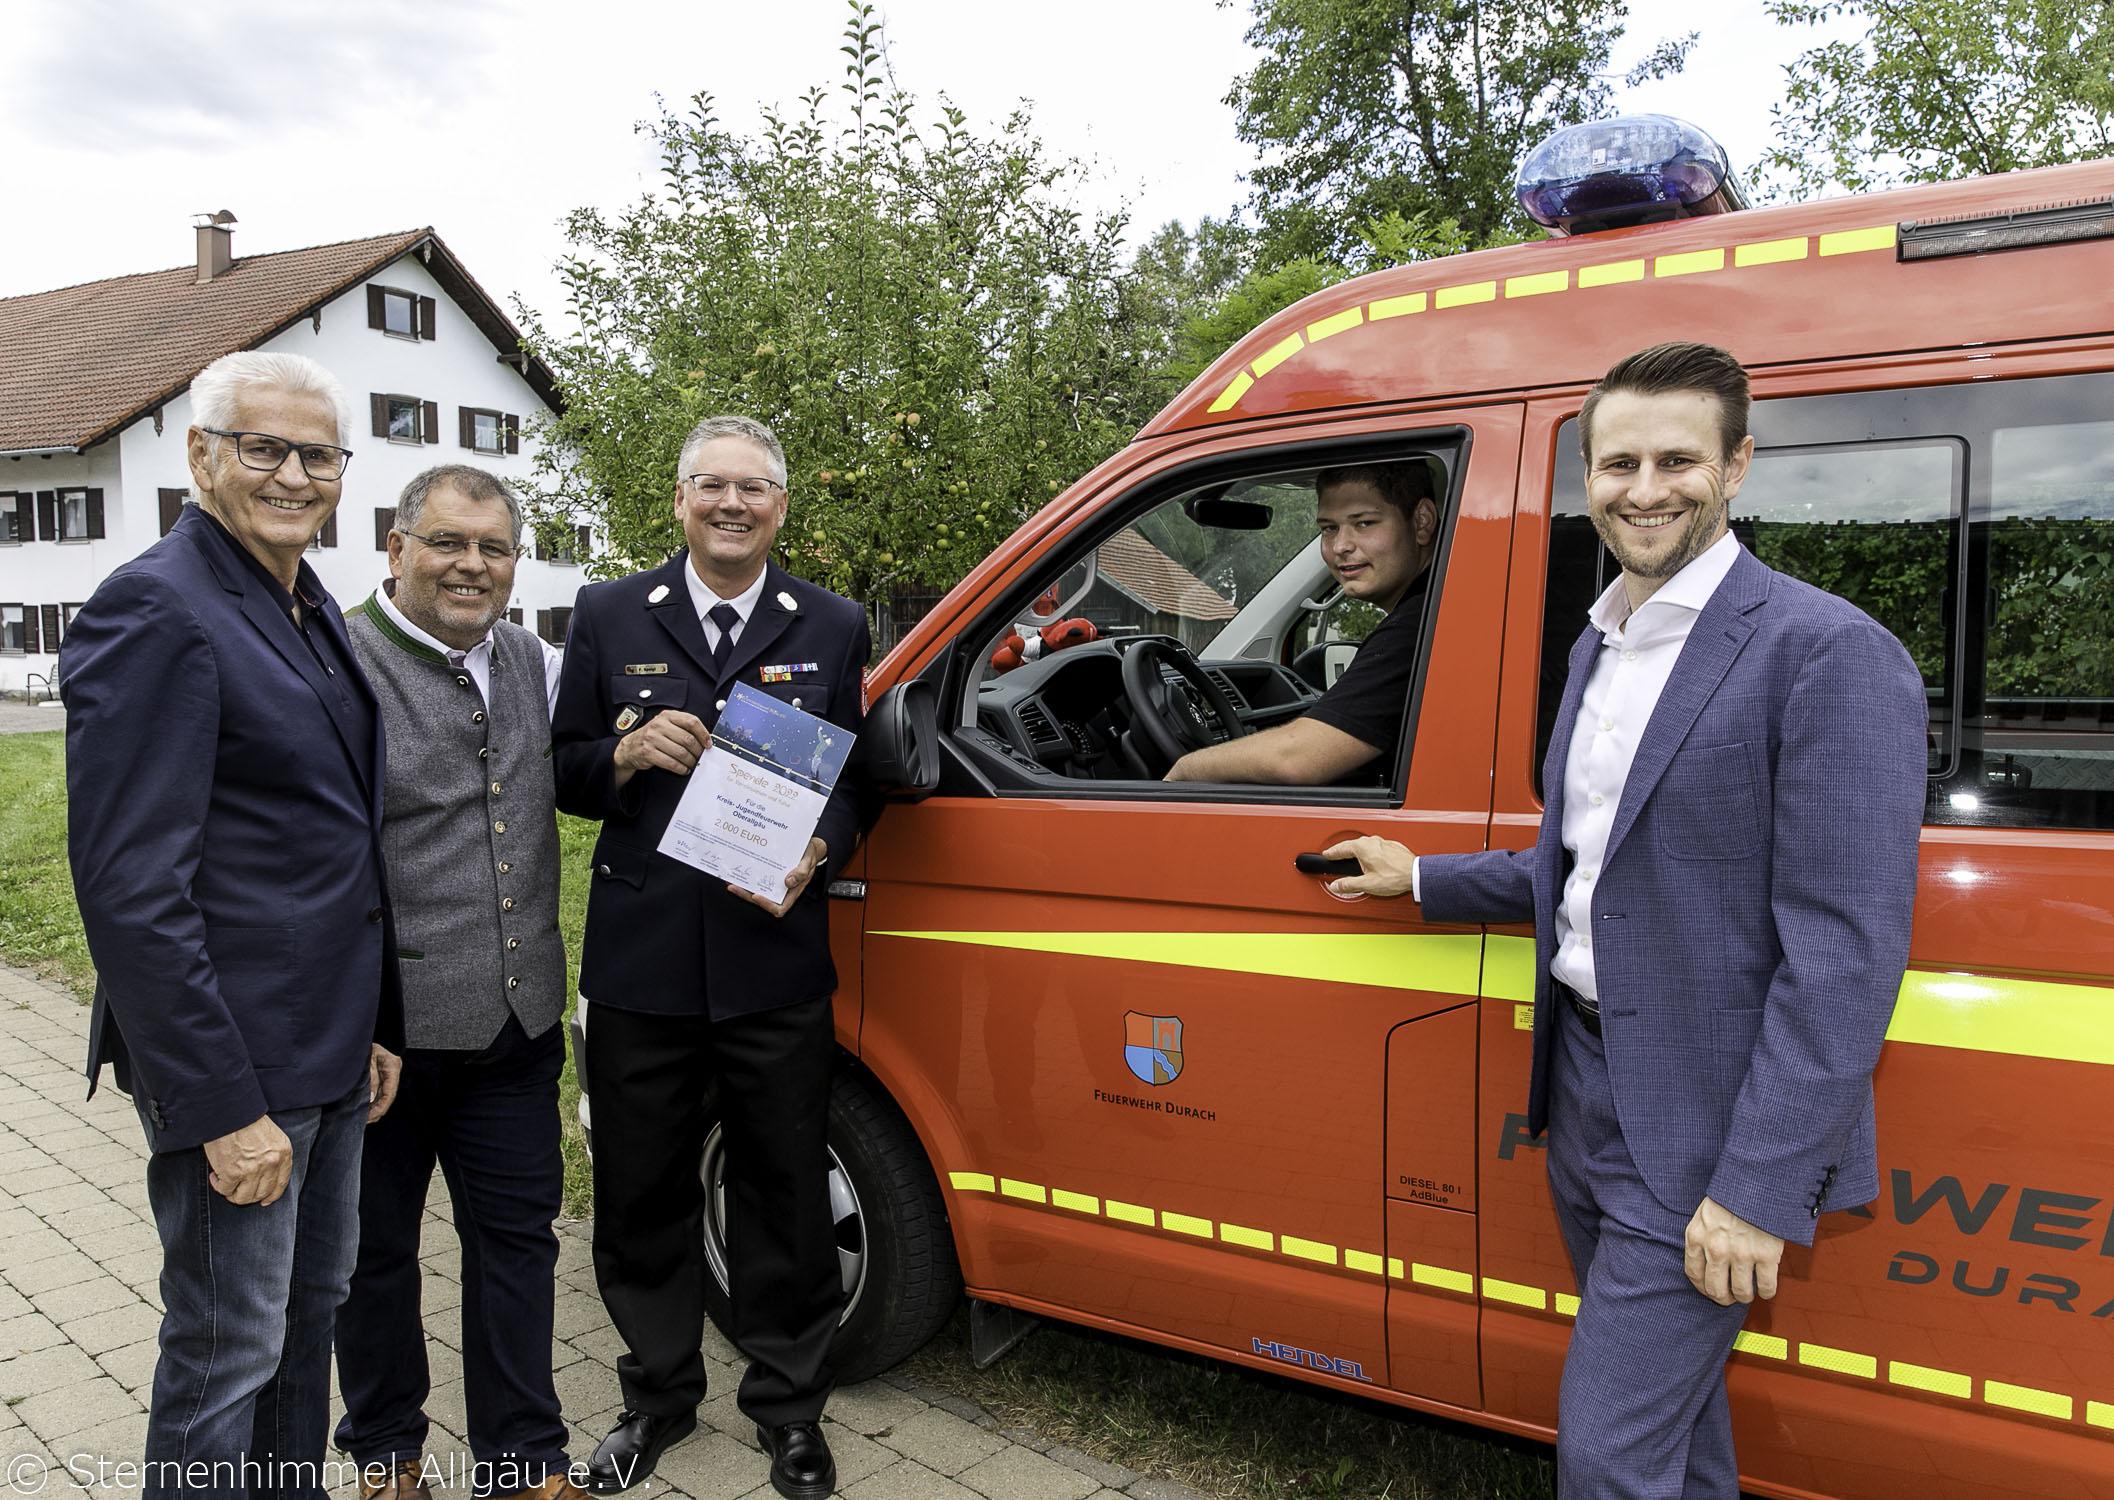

{"left": 64, "top": 351, "right": 403, "bottom": 1500}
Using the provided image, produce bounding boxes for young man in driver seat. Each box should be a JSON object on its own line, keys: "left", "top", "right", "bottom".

{"left": 1164, "top": 461, "right": 1440, "bottom": 783}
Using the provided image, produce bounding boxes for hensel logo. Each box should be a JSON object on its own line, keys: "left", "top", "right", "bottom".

{"left": 1124, "top": 1012, "right": 1183, "bottom": 1086}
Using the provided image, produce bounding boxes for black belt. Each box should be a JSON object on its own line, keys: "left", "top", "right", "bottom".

{"left": 1555, "top": 982, "right": 1602, "bottom": 1037}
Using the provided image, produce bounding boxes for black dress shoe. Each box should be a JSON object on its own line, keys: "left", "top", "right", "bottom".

{"left": 755, "top": 1421, "right": 836, "bottom": 1500}
{"left": 582, "top": 1408, "right": 696, "bottom": 1494}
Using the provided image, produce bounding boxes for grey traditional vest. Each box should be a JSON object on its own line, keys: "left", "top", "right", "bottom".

{"left": 346, "top": 597, "right": 566, "bottom": 1050}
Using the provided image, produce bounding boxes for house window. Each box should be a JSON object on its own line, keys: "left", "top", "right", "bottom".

{"left": 459, "top": 408, "right": 520, "bottom": 456}
{"left": 366, "top": 285, "right": 436, "bottom": 341}
{"left": 50, "top": 488, "right": 105, "bottom": 541}
{"left": 370, "top": 395, "right": 439, "bottom": 446}
{"left": 535, "top": 606, "right": 572, "bottom": 646}
{"left": 62, "top": 603, "right": 83, "bottom": 635}
{"left": 0, "top": 493, "right": 23, "bottom": 544}
{"left": 0, "top": 605, "right": 25, "bottom": 655}
{"left": 537, "top": 524, "right": 590, "bottom": 566}
{"left": 159, "top": 488, "right": 189, "bottom": 536}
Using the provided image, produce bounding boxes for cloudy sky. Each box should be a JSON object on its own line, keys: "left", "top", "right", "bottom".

{"left": 2, "top": 1, "right": 1856, "bottom": 323}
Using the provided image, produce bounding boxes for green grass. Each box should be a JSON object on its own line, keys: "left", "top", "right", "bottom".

{"left": 904, "top": 1307, "right": 1555, "bottom": 1500}
{"left": 0, "top": 732, "right": 96, "bottom": 994}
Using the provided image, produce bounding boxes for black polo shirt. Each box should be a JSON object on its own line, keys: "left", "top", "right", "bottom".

{"left": 1300, "top": 575, "right": 1430, "bottom": 764}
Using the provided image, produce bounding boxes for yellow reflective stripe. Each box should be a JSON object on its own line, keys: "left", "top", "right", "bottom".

{"left": 1888, "top": 1360, "right": 1970, "bottom": 1398}
{"left": 1820, "top": 224, "right": 1897, "bottom": 256}
{"left": 950, "top": 1172, "right": 995, "bottom": 1193}
{"left": 1736, "top": 236, "right": 1808, "bottom": 267}
{"left": 1412, "top": 1263, "right": 1474, "bottom": 1294}
{"left": 1733, "top": 1331, "right": 1788, "bottom": 1360}
{"left": 1985, "top": 1380, "right": 2072, "bottom": 1419}
{"left": 1220, "top": 1222, "right": 1273, "bottom": 1251}
{"left": 1798, "top": 1343, "right": 1877, "bottom": 1378}
{"left": 1482, "top": 1277, "right": 1545, "bottom": 1309}
{"left": 2089, "top": 1400, "right": 2114, "bottom": 1429}
{"left": 1163, "top": 1211, "right": 1213, "bottom": 1238}
{"left": 1105, "top": 1199, "right": 1154, "bottom": 1226}
{"left": 1000, "top": 1178, "right": 1046, "bottom": 1203}
{"left": 1579, "top": 258, "right": 1647, "bottom": 288}
{"left": 1207, "top": 371, "right": 1253, "bottom": 414}
{"left": 1306, "top": 307, "right": 1364, "bottom": 343}
{"left": 1436, "top": 280, "right": 1497, "bottom": 309}
{"left": 1344, "top": 1248, "right": 1384, "bottom": 1275}
{"left": 1889, "top": 970, "right": 2114, "bottom": 1067}
{"left": 1387, "top": 1257, "right": 1406, "bottom": 1279}
{"left": 1052, "top": 1188, "right": 1099, "bottom": 1214}
{"left": 875, "top": 931, "right": 1485, "bottom": 996}
{"left": 1506, "top": 270, "right": 1568, "bottom": 297}
{"left": 1485, "top": 935, "right": 1538, "bottom": 1002}
{"left": 1554, "top": 1293, "right": 1579, "bottom": 1318}
{"left": 1368, "top": 292, "right": 1427, "bottom": 319}
{"left": 1281, "top": 1235, "right": 1337, "bottom": 1266}
{"left": 1656, "top": 248, "right": 1725, "bottom": 278}
{"left": 1251, "top": 333, "right": 1305, "bottom": 378}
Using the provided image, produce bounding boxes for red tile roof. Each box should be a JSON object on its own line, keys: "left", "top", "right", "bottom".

{"left": 0, "top": 229, "right": 557, "bottom": 453}
{"left": 1096, "top": 529, "right": 1240, "bottom": 620}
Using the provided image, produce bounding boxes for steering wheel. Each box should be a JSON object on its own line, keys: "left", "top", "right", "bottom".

{"left": 1119, "top": 636, "right": 1246, "bottom": 770}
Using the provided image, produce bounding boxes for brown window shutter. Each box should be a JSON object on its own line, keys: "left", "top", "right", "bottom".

{"left": 159, "top": 488, "right": 186, "bottom": 536}
{"left": 536, "top": 608, "right": 551, "bottom": 642}
{"left": 533, "top": 531, "right": 546, "bottom": 562}
{"left": 575, "top": 524, "right": 591, "bottom": 559}
{"left": 371, "top": 393, "right": 389, "bottom": 439}
{"left": 39, "top": 605, "right": 60, "bottom": 649}
{"left": 504, "top": 414, "right": 520, "bottom": 455}
{"left": 551, "top": 606, "right": 572, "bottom": 645}
{"left": 367, "top": 285, "right": 387, "bottom": 329}
{"left": 319, "top": 513, "right": 338, "bottom": 548}
{"left": 21, "top": 606, "right": 39, "bottom": 656}
{"left": 506, "top": 608, "right": 522, "bottom": 626}
{"left": 418, "top": 296, "right": 437, "bottom": 340}
{"left": 458, "top": 407, "right": 474, "bottom": 449}
{"left": 36, "top": 492, "right": 56, "bottom": 541}
{"left": 421, "top": 400, "right": 439, "bottom": 444}
{"left": 84, "top": 489, "right": 105, "bottom": 540}
{"left": 375, "top": 507, "right": 395, "bottom": 551}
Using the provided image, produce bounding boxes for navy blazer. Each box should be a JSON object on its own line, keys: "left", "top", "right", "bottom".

{"left": 552, "top": 555, "right": 871, "bottom": 1019}
{"left": 1421, "top": 548, "right": 1926, "bottom": 1244}
{"left": 64, "top": 506, "right": 401, "bottom": 1152}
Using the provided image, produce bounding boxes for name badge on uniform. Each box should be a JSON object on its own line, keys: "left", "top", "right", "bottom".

{"left": 624, "top": 663, "right": 669, "bottom": 675}
{"left": 761, "top": 661, "right": 819, "bottom": 682}
{"left": 615, "top": 705, "right": 642, "bottom": 732}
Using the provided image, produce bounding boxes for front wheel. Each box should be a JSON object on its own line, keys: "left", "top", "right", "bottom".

{"left": 697, "top": 1063, "right": 962, "bottom": 1384}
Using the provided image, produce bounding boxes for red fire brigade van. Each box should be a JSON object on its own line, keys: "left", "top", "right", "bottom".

{"left": 581, "top": 119, "right": 2114, "bottom": 1499}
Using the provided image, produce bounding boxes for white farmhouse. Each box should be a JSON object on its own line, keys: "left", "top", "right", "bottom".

{"left": 0, "top": 218, "right": 587, "bottom": 695}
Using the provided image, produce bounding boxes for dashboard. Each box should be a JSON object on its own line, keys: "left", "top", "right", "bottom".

{"left": 973, "top": 636, "right": 1323, "bottom": 781}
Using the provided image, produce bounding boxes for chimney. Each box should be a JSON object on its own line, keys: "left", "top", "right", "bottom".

{"left": 193, "top": 210, "right": 236, "bottom": 283}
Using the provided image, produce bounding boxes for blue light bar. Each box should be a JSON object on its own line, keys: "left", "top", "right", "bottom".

{"left": 1515, "top": 115, "right": 1748, "bottom": 236}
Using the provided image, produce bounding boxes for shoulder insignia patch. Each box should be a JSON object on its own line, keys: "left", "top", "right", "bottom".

{"left": 647, "top": 584, "right": 671, "bottom": 604}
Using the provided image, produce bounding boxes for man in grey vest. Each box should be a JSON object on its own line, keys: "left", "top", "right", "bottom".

{"left": 335, "top": 466, "right": 578, "bottom": 1500}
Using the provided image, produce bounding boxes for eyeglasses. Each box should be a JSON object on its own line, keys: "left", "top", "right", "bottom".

{"left": 399, "top": 529, "right": 520, "bottom": 562}
{"left": 683, "top": 474, "right": 785, "bottom": 501}
{"left": 203, "top": 428, "right": 353, "bottom": 481}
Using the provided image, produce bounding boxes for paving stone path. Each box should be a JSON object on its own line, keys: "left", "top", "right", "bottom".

{"left": 0, "top": 966, "right": 1203, "bottom": 1500}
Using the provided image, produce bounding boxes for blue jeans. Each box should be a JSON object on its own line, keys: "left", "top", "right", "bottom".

{"left": 138, "top": 1075, "right": 368, "bottom": 1500}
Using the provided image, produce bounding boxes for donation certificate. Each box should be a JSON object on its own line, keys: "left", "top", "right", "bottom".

{"left": 658, "top": 682, "right": 856, "bottom": 897}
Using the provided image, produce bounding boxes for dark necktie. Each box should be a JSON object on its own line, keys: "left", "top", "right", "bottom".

{"left": 708, "top": 603, "right": 741, "bottom": 676}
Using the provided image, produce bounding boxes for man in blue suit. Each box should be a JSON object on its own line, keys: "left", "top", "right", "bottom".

{"left": 1328, "top": 342, "right": 1926, "bottom": 1498}
{"left": 65, "top": 351, "right": 402, "bottom": 1500}
{"left": 554, "top": 415, "right": 869, "bottom": 1500}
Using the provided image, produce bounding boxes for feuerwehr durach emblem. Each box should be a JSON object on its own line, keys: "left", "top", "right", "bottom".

{"left": 1124, "top": 1013, "right": 1184, "bottom": 1086}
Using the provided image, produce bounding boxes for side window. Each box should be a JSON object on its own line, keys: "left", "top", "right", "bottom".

{"left": 1537, "top": 372, "right": 2114, "bottom": 831}
{"left": 1977, "top": 417, "right": 2114, "bottom": 827}
{"left": 952, "top": 444, "right": 1460, "bottom": 798}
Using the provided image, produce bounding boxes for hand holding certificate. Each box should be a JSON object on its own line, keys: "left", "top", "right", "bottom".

{"left": 658, "top": 683, "right": 856, "bottom": 915}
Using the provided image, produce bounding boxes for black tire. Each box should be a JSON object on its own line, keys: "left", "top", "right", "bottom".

{"left": 696, "top": 1061, "right": 962, "bottom": 1384}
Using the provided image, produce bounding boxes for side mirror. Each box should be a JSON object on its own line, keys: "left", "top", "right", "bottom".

{"left": 858, "top": 680, "right": 941, "bottom": 796}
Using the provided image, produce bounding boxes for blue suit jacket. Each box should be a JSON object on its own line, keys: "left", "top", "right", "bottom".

{"left": 1421, "top": 548, "right": 1926, "bottom": 1244}
{"left": 551, "top": 555, "right": 871, "bottom": 1019}
{"left": 64, "top": 506, "right": 401, "bottom": 1152}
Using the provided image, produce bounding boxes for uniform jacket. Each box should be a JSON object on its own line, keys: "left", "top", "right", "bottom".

{"left": 1420, "top": 548, "right": 1926, "bottom": 1244}
{"left": 64, "top": 505, "right": 402, "bottom": 1152}
{"left": 551, "top": 554, "right": 870, "bottom": 1018}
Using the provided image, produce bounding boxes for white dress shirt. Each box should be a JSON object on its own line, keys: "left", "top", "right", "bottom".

{"left": 376, "top": 582, "right": 564, "bottom": 718}
{"left": 684, "top": 560, "right": 768, "bottom": 655}
{"left": 1551, "top": 530, "right": 1742, "bottom": 1002}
